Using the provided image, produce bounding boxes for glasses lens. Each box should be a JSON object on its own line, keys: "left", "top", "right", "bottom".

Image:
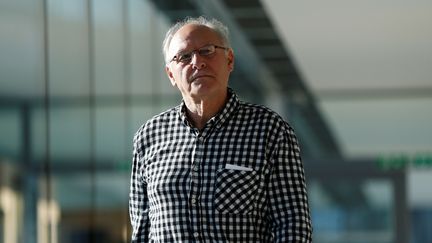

{"left": 173, "top": 45, "right": 220, "bottom": 63}
{"left": 198, "top": 45, "right": 215, "bottom": 56}
{"left": 177, "top": 52, "right": 192, "bottom": 62}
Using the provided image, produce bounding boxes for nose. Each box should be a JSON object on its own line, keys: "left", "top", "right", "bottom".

{"left": 190, "top": 52, "right": 206, "bottom": 69}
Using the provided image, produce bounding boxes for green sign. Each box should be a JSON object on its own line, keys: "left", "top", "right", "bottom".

{"left": 377, "top": 153, "right": 432, "bottom": 170}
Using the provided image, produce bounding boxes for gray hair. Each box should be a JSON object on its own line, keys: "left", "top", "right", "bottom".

{"left": 162, "top": 16, "right": 231, "bottom": 64}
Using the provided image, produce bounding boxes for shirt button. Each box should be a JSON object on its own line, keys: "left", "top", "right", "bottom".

{"left": 191, "top": 198, "right": 196, "bottom": 204}
{"left": 193, "top": 232, "right": 199, "bottom": 238}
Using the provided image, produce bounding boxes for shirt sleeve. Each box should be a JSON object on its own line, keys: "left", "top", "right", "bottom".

{"left": 268, "top": 124, "right": 313, "bottom": 242}
{"left": 129, "top": 132, "right": 150, "bottom": 242}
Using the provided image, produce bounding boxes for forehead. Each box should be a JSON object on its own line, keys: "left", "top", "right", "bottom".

{"left": 169, "top": 24, "right": 222, "bottom": 53}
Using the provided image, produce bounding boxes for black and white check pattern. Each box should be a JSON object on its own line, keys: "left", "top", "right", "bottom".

{"left": 129, "top": 89, "right": 312, "bottom": 242}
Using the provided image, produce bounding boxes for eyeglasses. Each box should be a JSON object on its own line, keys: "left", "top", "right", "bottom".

{"left": 170, "top": 44, "right": 229, "bottom": 64}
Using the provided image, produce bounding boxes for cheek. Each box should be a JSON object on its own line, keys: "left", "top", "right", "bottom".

{"left": 180, "top": 68, "right": 192, "bottom": 82}
{"left": 170, "top": 67, "right": 188, "bottom": 83}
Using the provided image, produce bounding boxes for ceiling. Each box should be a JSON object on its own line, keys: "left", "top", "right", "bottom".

{"left": 261, "top": 0, "right": 432, "bottom": 158}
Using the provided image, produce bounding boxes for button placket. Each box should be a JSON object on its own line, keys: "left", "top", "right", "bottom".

{"left": 189, "top": 134, "right": 205, "bottom": 241}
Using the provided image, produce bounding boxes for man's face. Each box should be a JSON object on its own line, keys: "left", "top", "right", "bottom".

{"left": 165, "top": 24, "right": 234, "bottom": 102}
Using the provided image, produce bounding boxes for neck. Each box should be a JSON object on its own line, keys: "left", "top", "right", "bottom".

{"left": 183, "top": 90, "right": 228, "bottom": 130}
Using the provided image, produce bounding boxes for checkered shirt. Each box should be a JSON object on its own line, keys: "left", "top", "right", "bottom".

{"left": 129, "top": 89, "right": 312, "bottom": 242}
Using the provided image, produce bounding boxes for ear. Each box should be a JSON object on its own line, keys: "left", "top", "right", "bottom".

{"left": 227, "top": 49, "right": 234, "bottom": 72}
{"left": 165, "top": 65, "right": 177, "bottom": 87}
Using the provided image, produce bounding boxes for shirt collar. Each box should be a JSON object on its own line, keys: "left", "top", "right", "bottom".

{"left": 177, "top": 88, "right": 239, "bottom": 131}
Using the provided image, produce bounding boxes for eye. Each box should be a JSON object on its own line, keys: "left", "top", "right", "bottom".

{"left": 177, "top": 52, "right": 192, "bottom": 62}
{"left": 198, "top": 45, "right": 215, "bottom": 56}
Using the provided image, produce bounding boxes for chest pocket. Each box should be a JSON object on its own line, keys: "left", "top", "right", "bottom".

{"left": 214, "top": 169, "right": 259, "bottom": 214}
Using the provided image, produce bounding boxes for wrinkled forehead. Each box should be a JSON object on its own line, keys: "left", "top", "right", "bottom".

{"left": 168, "top": 24, "right": 223, "bottom": 56}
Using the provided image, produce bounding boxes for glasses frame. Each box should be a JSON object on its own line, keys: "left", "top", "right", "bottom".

{"left": 170, "top": 44, "right": 229, "bottom": 64}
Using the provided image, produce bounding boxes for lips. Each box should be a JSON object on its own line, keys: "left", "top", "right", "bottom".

{"left": 189, "top": 73, "right": 214, "bottom": 82}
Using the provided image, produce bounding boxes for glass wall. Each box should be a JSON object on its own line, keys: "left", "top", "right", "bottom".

{"left": 0, "top": 0, "right": 178, "bottom": 242}
{"left": 310, "top": 179, "right": 395, "bottom": 243}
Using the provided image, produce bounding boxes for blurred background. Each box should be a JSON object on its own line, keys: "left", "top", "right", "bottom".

{"left": 0, "top": 0, "right": 431, "bottom": 242}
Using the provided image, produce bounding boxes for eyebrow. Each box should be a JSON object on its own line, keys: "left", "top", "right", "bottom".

{"left": 174, "top": 43, "right": 215, "bottom": 53}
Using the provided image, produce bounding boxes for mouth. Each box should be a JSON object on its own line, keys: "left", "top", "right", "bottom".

{"left": 189, "top": 74, "right": 213, "bottom": 82}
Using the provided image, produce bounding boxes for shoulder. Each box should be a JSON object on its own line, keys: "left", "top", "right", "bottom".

{"left": 133, "top": 105, "right": 179, "bottom": 143}
{"left": 238, "top": 100, "right": 291, "bottom": 128}
{"left": 236, "top": 100, "right": 300, "bottom": 155}
{"left": 237, "top": 100, "right": 299, "bottom": 142}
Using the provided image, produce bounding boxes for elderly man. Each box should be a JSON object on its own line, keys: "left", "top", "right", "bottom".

{"left": 129, "top": 16, "right": 312, "bottom": 242}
